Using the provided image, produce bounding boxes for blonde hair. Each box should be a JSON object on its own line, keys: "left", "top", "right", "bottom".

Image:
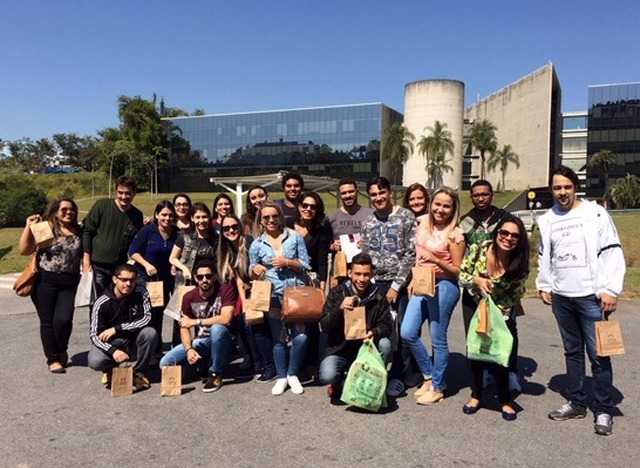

{"left": 421, "top": 186, "right": 460, "bottom": 239}
{"left": 257, "top": 202, "right": 285, "bottom": 232}
{"left": 217, "top": 213, "right": 249, "bottom": 282}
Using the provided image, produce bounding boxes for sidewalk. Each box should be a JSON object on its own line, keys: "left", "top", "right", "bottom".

{"left": 1, "top": 292, "right": 638, "bottom": 467}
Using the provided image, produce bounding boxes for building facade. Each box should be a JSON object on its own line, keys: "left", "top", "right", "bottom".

{"left": 560, "top": 111, "right": 588, "bottom": 191}
{"left": 164, "top": 103, "right": 402, "bottom": 191}
{"left": 586, "top": 82, "right": 640, "bottom": 199}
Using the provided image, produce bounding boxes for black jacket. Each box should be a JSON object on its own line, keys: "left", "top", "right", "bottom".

{"left": 320, "top": 281, "right": 392, "bottom": 357}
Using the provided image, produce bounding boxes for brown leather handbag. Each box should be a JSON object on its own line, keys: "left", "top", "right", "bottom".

{"left": 13, "top": 253, "right": 38, "bottom": 297}
{"left": 281, "top": 285, "right": 325, "bottom": 322}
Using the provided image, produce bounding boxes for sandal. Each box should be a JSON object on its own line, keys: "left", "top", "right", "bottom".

{"left": 49, "top": 362, "right": 66, "bottom": 374}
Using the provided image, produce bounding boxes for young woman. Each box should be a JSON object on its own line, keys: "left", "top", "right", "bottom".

{"left": 211, "top": 193, "right": 235, "bottom": 235}
{"left": 400, "top": 186, "right": 465, "bottom": 405}
{"left": 129, "top": 200, "right": 179, "bottom": 355}
{"left": 458, "top": 217, "right": 529, "bottom": 421}
{"left": 248, "top": 202, "right": 311, "bottom": 395}
{"left": 217, "top": 214, "right": 272, "bottom": 378}
{"left": 170, "top": 202, "right": 219, "bottom": 286}
{"left": 241, "top": 185, "right": 269, "bottom": 238}
{"left": 172, "top": 193, "right": 193, "bottom": 230}
{"left": 19, "top": 198, "right": 83, "bottom": 373}
{"left": 403, "top": 183, "right": 429, "bottom": 218}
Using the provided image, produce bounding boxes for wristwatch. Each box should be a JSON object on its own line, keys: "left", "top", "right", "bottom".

{"left": 195, "top": 318, "right": 202, "bottom": 327}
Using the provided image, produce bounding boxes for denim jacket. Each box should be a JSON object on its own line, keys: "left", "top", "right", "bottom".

{"left": 248, "top": 228, "right": 311, "bottom": 298}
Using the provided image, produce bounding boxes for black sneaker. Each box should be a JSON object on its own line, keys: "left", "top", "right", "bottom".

{"left": 548, "top": 402, "right": 587, "bottom": 421}
{"left": 594, "top": 413, "right": 613, "bottom": 436}
{"left": 257, "top": 369, "right": 277, "bottom": 383}
{"left": 203, "top": 372, "right": 223, "bottom": 393}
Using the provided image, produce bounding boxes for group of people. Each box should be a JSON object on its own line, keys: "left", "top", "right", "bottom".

{"left": 20, "top": 166, "right": 625, "bottom": 436}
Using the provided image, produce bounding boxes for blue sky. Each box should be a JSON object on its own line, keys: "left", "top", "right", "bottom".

{"left": 2, "top": 0, "right": 639, "bottom": 142}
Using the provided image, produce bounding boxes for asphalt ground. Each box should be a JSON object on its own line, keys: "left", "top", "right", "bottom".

{"left": 0, "top": 278, "right": 638, "bottom": 468}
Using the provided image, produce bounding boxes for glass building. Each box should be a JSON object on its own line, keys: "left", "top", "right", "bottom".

{"left": 560, "top": 111, "right": 588, "bottom": 192}
{"left": 163, "top": 103, "right": 402, "bottom": 191}
{"left": 586, "top": 82, "right": 640, "bottom": 198}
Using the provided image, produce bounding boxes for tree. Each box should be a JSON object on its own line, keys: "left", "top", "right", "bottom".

{"left": 610, "top": 173, "right": 640, "bottom": 209}
{"left": 382, "top": 123, "right": 415, "bottom": 185}
{"left": 5, "top": 138, "right": 51, "bottom": 173}
{"left": 417, "top": 121, "right": 454, "bottom": 189}
{"left": 53, "top": 133, "right": 102, "bottom": 172}
{"left": 588, "top": 149, "right": 617, "bottom": 209}
{"left": 471, "top": 119, "right": 497, "bottom": 180}
{"left": 487, "top": 144, "right": 520, "bottom": 190}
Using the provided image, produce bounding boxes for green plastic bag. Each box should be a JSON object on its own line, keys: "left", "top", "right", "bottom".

{"left": 340, "top": 341, "right": 388, "bottom": 412}
{"left": 466, "top": 295, "right": 514, "bottom": 367}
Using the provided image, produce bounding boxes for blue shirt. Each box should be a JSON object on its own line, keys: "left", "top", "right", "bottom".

{"left": 128, "top": 223, "right": 178, "bottom": 281}
{"left": 249, "top": 228, "right": 311, "bottom": 297}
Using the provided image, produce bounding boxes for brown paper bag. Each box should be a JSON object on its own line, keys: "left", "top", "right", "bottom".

{"left": 332, "top": 251, "right": 348, "bottom": 278}
{"left": 595, "top": 318, "right": 625, "bottom": 356}
{"left": 344, "top": 306, "right": 367, "bottom": 340}
{"left": 30, "top": 221, "right": 55, "bottom": 248}
{"left": 147, "top": 281, "right": 165, "bottom": 307}
{"left": 160, "top": 364, "right": 182, "bottom": 396}
{"left": 412, "top": 266, "right": 435, "bottom": 296}
{"left": 250, "top": 280, "right": 272, "bottom": 311}
{"left": 111, "top": 365, "right": 133, "bottom": 397}
{"left": 475, "top": 297, "right": 490, "bottom": 336}
{"left": 244, "top": 300, "right": 265, "bottom": 326}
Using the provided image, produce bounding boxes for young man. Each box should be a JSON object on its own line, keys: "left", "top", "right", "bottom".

{"left": 459, "top": 180, "right": 517, "bottom": 390}
{"left": 274, "top": 172, "right": 304, "bottom": 228}
{"left": 319, "top": 253, "right": 392, "bottom": 402}
{"left": 159, "top": 260, "right": 237, "bottom": 393}
{"left": 326, "top": 177, "right": 374, "bottom": 252}
{"left": 88, "top": 264, "right": 158, "bottom": 391}
{"left": 82, "top": 175, "right": 144, "bottom": 297}
{"left": 537, "top": 166, "right": 625, "bottom": 436}
{"left": 360, "top": 176, "right": 417, "bottom": 396}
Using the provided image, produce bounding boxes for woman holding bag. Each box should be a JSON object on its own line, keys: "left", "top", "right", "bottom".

{"left": 19, "top": 198, "right": 83, "bottom": 373}
{"left": 400, "top": 186, "right": 465, "bottom": 405}
{"left": 249, "top": 202, "right": 311, "bottom": 395}
{"left": 458, "top": 217, "right": 529, "bottom": 420}
{"left": 129, "top": 200, "right": 178, "bottom": 355}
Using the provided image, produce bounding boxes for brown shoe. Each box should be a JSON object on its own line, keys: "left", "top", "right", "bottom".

{"left": 416, "top": 389, "right": 444, "bottom": 406}
{"left": 133, "top": 374, "right": 151, "bottom": 391}
{"left": 413, "top": 379, "right": 433, "bottom": 398}
{"left": 48, "top": 362, "right": 66, "bottom": 374}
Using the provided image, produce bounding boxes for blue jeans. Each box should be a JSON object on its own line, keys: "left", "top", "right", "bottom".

{"left": 551, "top": 293, "right": 614, "bottom": 415}
{"left": 400, "top": 279, "right": 460, "bottom": 391}
{"left": 319, "top": 338, "right": 393, "bottom": 385}
{"left": 268, "top": 315, "right": 308, "bottom": 378}
{"left": 159, "top": 324, "right": 232, "bottom": 375}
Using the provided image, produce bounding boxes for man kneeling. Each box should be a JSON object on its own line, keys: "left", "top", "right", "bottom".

{"left": 88, "top": 263, "right": 158, "bottom": 391}
{"left": 319, "top": 253, "right": 393, "bottom": 402}
{"left": 160, "top": 260, "right": 237, "bottom": 393}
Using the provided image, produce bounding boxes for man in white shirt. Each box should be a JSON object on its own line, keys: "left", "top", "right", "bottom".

{"left": 537, "top": 166, "right": 625, "bottom": 436}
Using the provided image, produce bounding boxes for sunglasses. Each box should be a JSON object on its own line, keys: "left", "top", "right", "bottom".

{"left": 116, "top": 277, "right": 135, "bottom": 283}
{"left": 222, "top": 223, "right": 240, "bottom": 233}
{"left": 262, "top": 214, "right": 279, "bottom": 221}
{"left": 195, "top": 273, "right": 214, "bottom": 281}
{"left": 497, "top": 229, "right": 521, "bottom": 240}
{"left": 300, "top": 202, "right": 317, "bottom": 211}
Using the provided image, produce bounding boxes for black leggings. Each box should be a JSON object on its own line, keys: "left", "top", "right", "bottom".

{"left": 31, "top": 275, "right": 77, "bottom": 365}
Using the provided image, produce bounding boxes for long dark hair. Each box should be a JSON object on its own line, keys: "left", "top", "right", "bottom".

{"left": 45, "top": 197, "right": 81, "bottom": 236}
{"left": 212, "top": 193, "right": 235, "bottom": 221}
{"left": 153, "top": 200, "right": 176, "bottom": 226}
{"left": 294, "top": 191, "right": 325, "bottom": 229}
{"left": 492, "top": 217, "right": 529, "bottom": 282}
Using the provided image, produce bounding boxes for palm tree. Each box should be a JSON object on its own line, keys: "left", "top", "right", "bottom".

{"left": 470, "top": 119, "right": 497, "bottom": 180}
{"left": 487, "top": 144, "right": 520, "bottom": 191}
{"left": 382, "top": 123, "right": 415, "bottom": 185}
{"left": 427, "top": 153, "right": 454, "bottom": 189}
{"left": 417, "top": 121, "right": 454, "bottom": 189}
{"left": 588, "top": 149, "right": 617, "bottom": 209}
{"left": 610, "top": 173, "right": 640, "bottom": 209}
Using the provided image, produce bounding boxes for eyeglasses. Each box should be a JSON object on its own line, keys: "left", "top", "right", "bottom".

{"left": 262, "top": 214, "right": 279, "bottom": 221}
{"left": 222, "top": 223, "right": 240, "bottom": 233}
{"left": 174, "top": 203, "right": 190, "bottom": 208}
{"left": 116, "top": 277, "right": 135, "bottom": 283}
{"left": 497, "top": 229, "right": 521, "bottom": 240}
{"left": 300, "top": 202, "right": 317, "bottom": 211}
{"left": 195, "top": 273, "right": 214, "bottom": 281}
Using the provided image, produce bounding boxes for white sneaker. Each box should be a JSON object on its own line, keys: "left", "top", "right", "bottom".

{"left": 287, "top": 375, "right": 304, "bottom": 395}
{"left": 508, "top": 372, "right": 521, "bottom": 393}
{"left": 386, "top": 378, "right": 405, "bottom": 397}
{"left": 271, "top": 378, "right": 288, "bottom": 395}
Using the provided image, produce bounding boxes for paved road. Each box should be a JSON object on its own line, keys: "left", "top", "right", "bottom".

{"left": 0, "top": 281, "right": 638, "bottom": 467}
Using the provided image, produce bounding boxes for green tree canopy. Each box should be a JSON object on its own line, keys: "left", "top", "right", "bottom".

{"left": 588, "top": 149, "right": 617, "bottom": 209}
{"left": 610, "top": 173, "right": 640, "bottom": 209}
{"left": 488, "top": 144, "right": 520, "bottom": 190}
{"left": 382, "top": 123, "right": 415, "bottom": 185}
{"left": 471, "top": 119, "right": 498, "bottom": 180}
{"left": 417, "top": 120, "right": 454, "bottom": 189}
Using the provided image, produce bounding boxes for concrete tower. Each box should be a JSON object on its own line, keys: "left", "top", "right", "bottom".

{"left": 403, "top": 79, "right": 464, "bottom": 189}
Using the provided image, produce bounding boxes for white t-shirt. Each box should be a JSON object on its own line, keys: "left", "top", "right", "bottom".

{"left": 547, "top": 203, "right": 594, "bottom": 295}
